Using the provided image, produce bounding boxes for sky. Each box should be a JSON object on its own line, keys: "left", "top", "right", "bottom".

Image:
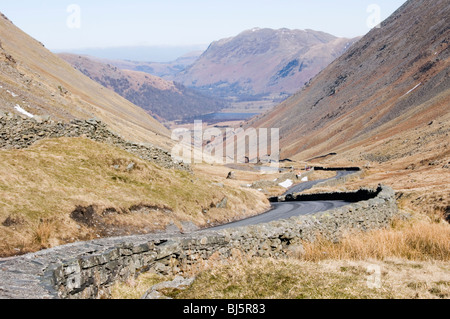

{"left": 1, "top": 0, "right": 407, "bottom": 61}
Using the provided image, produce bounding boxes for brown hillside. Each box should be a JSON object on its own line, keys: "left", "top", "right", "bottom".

{"left": 175, "top": 28, "right": 359, "bottom": 105}
{"left": 0, "top": 13, "right": 170, "bottom": 147}
{"left": 250, "top": 0, "right": 449, "bottom": 160}
{"left": 59, "top": 53, "right": 227, "bottom": 122}
{"left": 248, "top": 0, "right": 449, "bottom": 217}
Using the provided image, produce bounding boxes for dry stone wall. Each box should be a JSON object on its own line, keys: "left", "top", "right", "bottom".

{"left": 0, "top": 185, "right": 398, "bottom": 299}
{"left": 0, "top": 112, "right": 188, "bottom": 170}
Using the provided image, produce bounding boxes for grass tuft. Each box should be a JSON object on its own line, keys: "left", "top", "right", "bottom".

{"left": 302, "top": 216, "right": 450, "bottom": 262}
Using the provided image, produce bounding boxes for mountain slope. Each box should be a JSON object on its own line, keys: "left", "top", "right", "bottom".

{"left": 59, "top": 53, "right": 228, "bottom": 122}
{"left": 0, "top": 13, "right": 170, "bottom": 147}
{"left": 248, "top": 0, "right": 449, "bottom": 218}
{"left": 250, "top": 0, "right": 449, "bottom": 160}
{"left": 175, "top": 28, "right": 359, "bottom": 104}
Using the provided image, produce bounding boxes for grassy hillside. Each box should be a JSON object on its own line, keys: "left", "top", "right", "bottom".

{"left": 248, "top": 0, "right": 450, "bottom": 217}
{"left": 0, "top": 137, "right": 269, "bottom": 257}
{"left": 0, "top": 13, "right": 170, "bottom": 147}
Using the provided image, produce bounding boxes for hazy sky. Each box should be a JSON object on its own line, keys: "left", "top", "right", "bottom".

{"left": 2, "top": 0, "right": 407, "bottom": 51}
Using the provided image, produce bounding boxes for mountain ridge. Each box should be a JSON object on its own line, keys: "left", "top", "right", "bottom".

{"left": 249, "top": 0, "right": 449, "bottom": 161}
{"left": 174, "top": 28, "right": 360, "bottom": 105}
{"left": 59, "top": 53, "right": 228, "bottom": 123}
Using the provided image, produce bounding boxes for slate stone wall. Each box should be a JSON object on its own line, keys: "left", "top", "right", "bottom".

{"left": 313, "top": 167, "right": 363, "bottom": 188}
{"left": 0, "top": 112, "right": 188, "bottom": 170}
{"left": 0, "top": 185, "right": 398, "bottom": 299}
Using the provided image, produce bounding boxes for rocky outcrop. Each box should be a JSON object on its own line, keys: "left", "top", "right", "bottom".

{"left": 0, "top": 112, "right": 188, "bottom": 171}
{"left": 0, "top": 185, "right": 398, "bottom": 299}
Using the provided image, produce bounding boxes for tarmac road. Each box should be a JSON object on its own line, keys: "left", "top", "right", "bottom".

{"left": 208, "top": 199, "right": 351, "bottom": 231}
{"left": 208, "top": 169, "right": 359, "bottom": 231}
{"left": 283, "top": 170, "right": 355, "bottom": 195}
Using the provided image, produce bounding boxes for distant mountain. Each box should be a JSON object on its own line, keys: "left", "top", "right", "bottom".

{"left": 249, "top": 0, "right": 449, "bottom": 162}
{"left": 0, "top": 12, "right": 170, "bottom": 146}
{"left": 95, "top": 51, "right": 203, "bottom": 79}
{"left": 59, "top": 53, "right": 228, "bottom": 122}
{"left": 56, "top": 45, "right": 207, "bottom": 63}
{"left": 174, "top": 28, "right": 360, "bottom": 105}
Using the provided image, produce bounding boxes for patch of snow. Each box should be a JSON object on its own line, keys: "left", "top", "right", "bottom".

{"left": 14, "top": 105, "right": 34, "bottom": 118}
{"left": 401, "top": 83, "right": 421, "bottom": 98}
{"left": 7, "top": 90, "right": 18, "bottom": 97}
{"left": 279, "top": 179, "right": 293, "bottom": 189}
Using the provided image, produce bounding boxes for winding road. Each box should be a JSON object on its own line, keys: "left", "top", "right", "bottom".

{"left": 209, "top": 200, "right": 350, "bottom": 231}
{"left": 208, "top": 169, "right": 358, "bottom": 231}
{"left": 283, "top": 170, "right": 354, "bottom": 195}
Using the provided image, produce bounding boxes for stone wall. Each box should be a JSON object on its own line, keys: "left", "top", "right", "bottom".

{"left": 313, "top": 166, "right": 361, "bottom": 171}
{"left": 0, "top": 185, "right": 398, "bottom": 299}
{"left": 0, "top": 112, "right": 188, "bottom": 170}
{"left": 270, "top": 186, "right": 379, "bottom": 203}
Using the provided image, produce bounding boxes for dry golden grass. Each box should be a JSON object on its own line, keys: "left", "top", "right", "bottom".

{"left": 0, "top": 137, "right": 269, "bottom": 257}
{"left": 31, "top": 219, "right": 54, "bottom": 249}
{"left": 110, "top": 273, "right": 169, "bottom": 300}
{"left": 111, "top": 212, "right": 450, "bottom": 300}
{"left": 308, "top": 170, "right": 338, "bottom": 181}
{"left": 114, "top": 255, "right": 449, "bottom": 299}
{"left": 302, "top": 216, "right": 450, "bottom": 262}
{"left": 193, "top": 163, "right": 277, "bottom": 184}
{"left": 169, "top": 258, "right": 449, "bottom": 299}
